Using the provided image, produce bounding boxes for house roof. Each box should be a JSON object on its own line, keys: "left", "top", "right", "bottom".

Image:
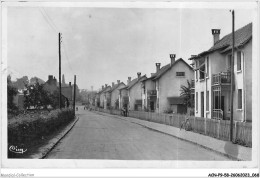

{"left": 103, "top": 86, "right": 112, "bottom": 93}
{"left": 98, "top": 86, "right": 111, "bottom": 94}
{"left": 153, "top": 58, "right": 193, "bottom": 80}
{"left": 109, "top": 82, "right": 126, "bottom": 93}
{"left": 189, "top": 23, "right": 252, "bottom": 60}
{"left": 119, "top": 75, "right": 147, "bottom": 90}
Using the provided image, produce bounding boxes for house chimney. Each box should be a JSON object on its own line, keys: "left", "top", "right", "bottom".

{"left": 212, "top": 29, "right": 220, "bottom": 45}
{"left": 112, "top": 82, "right": 115, "bottom": 87}
{"left": 137, "top": 72, "right": 141, "bottom": 79}
{"left": 69, "top": 82, "right": 71, "bottom": 86}
{"left": 127, "top": 77, "right": 131, "bottom": 85}
{"left": 53, "top": 76, "right": 57, "bottom": 85}
{"left": 102, "top": 85, "right": 104, "bottom": 90}
{"left": 117, "top": 80, "right": 120, "bottom": 84}
{"left": 48, "top": 75, "right": 53, "bottom": 81}
{"left": 105, "top": 84, "right": 108, "bottom": 88}
{"left": 170, "top": 54, "right": 176, "bottom": 66}
{"left": 156, "top": 63, "right": 161, "bottom": 72}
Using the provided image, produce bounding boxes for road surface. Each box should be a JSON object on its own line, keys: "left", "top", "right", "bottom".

{"left": 45, "top": 106, "right": 231, "bottom": 160}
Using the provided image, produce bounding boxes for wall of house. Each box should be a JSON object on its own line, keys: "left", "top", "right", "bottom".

{"left": 13, "top": 94, "right": 25, "bottom": 110}
{"left": 233, "top": 40, "right": 252, "bottom": 122}
{"left": 194, "top": 40, "right": 252, "bottom": 122}
{"left": 111, "top": 83, "right": 125, "bottom": 108}
{"left": 142, "top": 79, "right": 155, "bottom": 110}
{"left": 157, "top": 61, "right": 194, "bottom": 113}
{"left": 244, "top": 40, "right": 252, "bottom": 122}
{"left": 104, "top": 92, "right": 111, "bottom": 109}
{"left": 129, "top": 81, "right": 142, "bottom": 110}
{"left": 195, "top": 51, "right": 226, "bottom": 119}
{"left": 119, "top": 89, "right": 128, "bottom": 109}
{"left": 95, "top": 96, "right": 100, "bottom": 106}
{"left": 100, "top": 93, "right": 105, "bottom": 108}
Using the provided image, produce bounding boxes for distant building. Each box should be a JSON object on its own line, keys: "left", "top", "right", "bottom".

{"left": 119, "top": 82, "right": 129, "bottom": 110}
{"left": 109, "top": 80, "right": 126, "bottom": 109}
{"left": 189, "top": 23, "right": 252, "bottom": 122}
{"left": 104, "top": 87, "right": 112, "bottom": 110}
{"left": 13, "top": 93, "right": 25, "bottom": 110}
{"left": 43, "top": 75, "right": 58, "bottom": 94}
{"left": 95, "top": 92, "right": 100, "bottom": 107}
{"left": 119, "top": 73, "right": 147, "bottom": 111}
{"left": 61, "top": 82, "right": 73, "bottom": 103}
{"left": 43, "top": 75, "right": 73, "bottom": 107}
{"left": 99, "top": 84, "right": 111, "bottom": 109}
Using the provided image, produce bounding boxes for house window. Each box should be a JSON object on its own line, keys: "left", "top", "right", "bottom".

{"left": 238, "top": 89, "right": 242, "bottom": 109}
{"left": 206, "top": 91, "right": 209, "bottom": 111}
{"left": 227, "top": 55, "right": 232, "bottom": 71}
{"left": 199, "top": 65, "right": 205, "bottom": 79}
{"left": 176, "top": 72, "right": 185, "bottom": 77}
{"left": 206, "top": 57, "right": 209, "bottom": 77}
{"left": 237, "top": 51, "right": 243, "bottom": 71}
{"left": 196, "top": 92, "right": 198, "bottom": 112}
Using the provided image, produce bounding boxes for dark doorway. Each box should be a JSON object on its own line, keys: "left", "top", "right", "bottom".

{"left": 214, "top": 95, "right": 225, "bottom": 118}
{"left": 177, "top": 105, "right": 187, "bottom": 114}
{"left": 150, "top": 101, "right": 154, "bottom": 111}
{"left": 201, "top": 92, "right": 204, "bottom": 117}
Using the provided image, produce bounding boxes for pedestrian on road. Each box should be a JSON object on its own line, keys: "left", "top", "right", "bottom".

{"left": 125, "top": 106, "right": 128, "bottom": 117}
{"left": 122, "top": 107, "right": 126, "bottom": 117}
{"left": 180, "top": 116, "right": 191, "bottom": 131}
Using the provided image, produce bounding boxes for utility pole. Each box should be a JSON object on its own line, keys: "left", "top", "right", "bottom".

{"left": 59, "top": 33, "right": 62, "bottom": 109}
{"left": 73, "top": 75, "right": 76, "bottom": 115}
{"left": 230, "top": 10, "right": 235, "bottom": 142}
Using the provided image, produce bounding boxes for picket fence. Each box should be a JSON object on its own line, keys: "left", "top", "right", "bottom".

{"left": 92, "top": 107, "right": 252, "bottom": 147}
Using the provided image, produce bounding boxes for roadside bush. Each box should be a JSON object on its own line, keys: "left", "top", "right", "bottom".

{"left": 8, "top": 108, "right": 75, "bottom": 154}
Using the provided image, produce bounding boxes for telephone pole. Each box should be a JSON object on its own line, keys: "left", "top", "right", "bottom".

{"left": 230, "top": 10, "right": 235, "bottom": 142}
{"left": 73, "top": 75, "right": 76, "bottom": 115}
{"left": 59, "top": 33, "right": 62, "bottom": 109}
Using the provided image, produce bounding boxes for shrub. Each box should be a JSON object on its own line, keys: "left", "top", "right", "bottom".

{"left": 8, "top": 108, "right": 75, "bottom": 156}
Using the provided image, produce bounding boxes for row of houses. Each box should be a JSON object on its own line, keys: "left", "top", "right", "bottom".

{"left": 93, "top": 54, "right": 194, "bottom": 114}
{"left": 91, "top": 22, "right": 252, "bottom": 122}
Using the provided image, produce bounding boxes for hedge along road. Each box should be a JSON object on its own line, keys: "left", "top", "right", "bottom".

{"left": 45, "top": 106, "right": 231, "bottom": 160}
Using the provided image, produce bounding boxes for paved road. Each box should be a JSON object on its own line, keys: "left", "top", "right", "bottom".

{"left": 45, "top": 106, "right": 231, "bottom": 160}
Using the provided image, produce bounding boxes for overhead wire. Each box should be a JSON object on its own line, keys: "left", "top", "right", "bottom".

{"left": 38, "top": 7, "right": 75, "bottom": 76}
{"left": 38, "top": 7, "right": 58, "bottom": 33}
{"left": 61, "top": 40, "right": 74, "bottom": 74}
{"left": 41, "top": 7, "right": 59, "bottom": 33}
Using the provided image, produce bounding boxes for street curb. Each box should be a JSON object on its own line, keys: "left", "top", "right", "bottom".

{"left": 29, "top": 116, "right": 79, "bottom": 159}
{"left": 93, "top": 110, "right": 251, "bottom": 161}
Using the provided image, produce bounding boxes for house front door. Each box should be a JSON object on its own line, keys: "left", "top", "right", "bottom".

{"left": 214, "top": 95, "right": 225, "bottom": 119}
{"left": 177, "top": 105, "right": 187, "bottom": 114}
{"left": 221, "top": 96, "right": 225, "bottom": 118}
{"left": 150, "top": 101, "right": 154, "bottom": 111}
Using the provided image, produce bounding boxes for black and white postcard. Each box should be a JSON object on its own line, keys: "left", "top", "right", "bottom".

{"left": 1, "top": 1, "right": 259, "bottom": 177}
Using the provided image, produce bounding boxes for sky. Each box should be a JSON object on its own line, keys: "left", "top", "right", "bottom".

{"left": 6, "top": 6, "right": 254, "bottom": 91}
